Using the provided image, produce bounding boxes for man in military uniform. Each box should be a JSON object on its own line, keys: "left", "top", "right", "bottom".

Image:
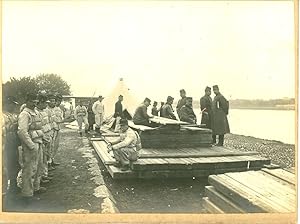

{"left": 107, "top": 119, "right": 141, "bottom": 171}
{"left": 179, "top": 97, "right": 197, "bottom": 124}
{"left": 113, "top": 95, "right": 124, "bottom": 132}
{"left": 200, "top": 86, "right": 213, "bottom": 129}
{"left": 212, "top": 85, "right": 230, "bottom": 146}
{"left": 161, "top": 96, "right": 177, "bottom": 120}
{"left": 87, "top": 100, "right": 95, "bottom": 131}
{"left": 133, "top": 98, "right": 154, "bottom": 127}
{"left": 3, "top": 96, "right": 20, "bottom": 195}
{"left": 35, "top": 94, "right": 53, "bottom": 184}
{"left": 159, "top": 102, "right": 165, "bottom": 117}
{"left": 51, "top": 94, "right": 64, "bottom": 166}
{"left": 46, "top": 94, "right": 56, "bottom": 171}
{"left": 92, "top": 95, "right": 105, "bottom": 133}
{"left": 18, "top": 93, "right": 46, "bottom": 201}
{"left": 176, "top": 89, "right": 187, "bottom": 117}
{"left": 74, "top": 100, "right": 89, "bottom": 136}
{"left": 151, "top": 101, "right": 159, "bottom": 116}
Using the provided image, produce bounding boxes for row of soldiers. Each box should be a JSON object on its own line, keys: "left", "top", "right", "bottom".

{"left": 2, "top": 93, "right": 64, "bottom": 203}
{"left": 132, "top": 85, "right": 230, "bottom": 146}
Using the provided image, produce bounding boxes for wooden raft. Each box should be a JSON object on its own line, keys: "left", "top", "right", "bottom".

{"left": 91, "top": 138, "right": 271, "bottom": 179}
{"left": 202, "top": 168, "right": 296, "bottom": 213}
{"left": 128, "top": 119, "right": 213, "bottom": 148}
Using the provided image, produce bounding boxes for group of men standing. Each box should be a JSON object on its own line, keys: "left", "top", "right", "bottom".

{"left": 2, "top": 92, "right": 64, "bottom": 203}
{"left": 132, "top": 85, "right": 230, "bottom": 146}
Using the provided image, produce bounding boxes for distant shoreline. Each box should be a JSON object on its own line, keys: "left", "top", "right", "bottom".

{"left": 229, "top": 106, "right": 295, "bottom": 111}
{"left": 193, "top": 106, "right": 294, "bottom": 111}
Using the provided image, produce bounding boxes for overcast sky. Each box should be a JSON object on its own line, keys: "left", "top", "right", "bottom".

{"left": 3, "top": 1, "right": 295, "bottom": 102}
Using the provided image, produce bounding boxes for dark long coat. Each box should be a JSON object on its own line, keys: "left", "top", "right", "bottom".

{"left": 200, "top": 95, "right": 213, "bottom": 129}
{"left": 212, "top": 93, "right": 230, "bottom": 135}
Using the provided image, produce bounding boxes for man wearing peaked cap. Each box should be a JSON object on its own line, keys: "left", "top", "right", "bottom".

{"left": 176, "top": 89, "right": 187, "bottom": 118}
{"left": 161, "top": 96, "right": 176, "bottom": 120}
{"left": 212, "top": 85, "right": 230, "bottom": 146}
{"left": 3, "top": 96, "right": 21, "bottom": 195}
{"left": 133, "top": 97, "right": 155, "bottom": 127}
{"left": 200, "top": 86, "right": 213, "bottom": 129}
{"left": 107, "top": 118, "right": 141, "bottom": 171}
{"left": 92, "top": 95, "right": 105, "bottom": 133}
{"left": 179, "top": 97, "right": 197, "bottom": 124}
{"left": 18, "top": 92, "right": 47, "bottom": 200}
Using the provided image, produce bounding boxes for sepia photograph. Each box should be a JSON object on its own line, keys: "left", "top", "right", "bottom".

{"left": 1, "top": 0, "right": 297, "bottom": 223}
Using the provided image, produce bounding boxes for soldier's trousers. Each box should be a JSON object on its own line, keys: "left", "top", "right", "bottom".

{"left": 21, "top": 142, "right": 42, "bottom": 197}
{"left": 52, "top": 130, "right": 60, "bottom": 160}
{"left": 95, "top": 113, "right": 104, "bottom": 128}
{"left": 77, "top": 116, "right": 89, "bottom": 133}
{"left": 43, "top": 141, "right": 51, "bottom": 176}
{"left": 4, "top": 136, "right": 21, "bottom": 190}
{"left": 113, "top": 147, "right": 138, "bottom": 166}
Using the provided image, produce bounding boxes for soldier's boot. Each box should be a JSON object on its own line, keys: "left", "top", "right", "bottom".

{"left": 217, "top": 135, "right": 224, "bottom": 146}
{"left": 34, "top": 186, "right": 47, "bottom": 195}
{"left": 212, "top": 135, "right": 217, "bottom": 145}
{"left": 52, "top": 161, "right": 60, "bottom": 166}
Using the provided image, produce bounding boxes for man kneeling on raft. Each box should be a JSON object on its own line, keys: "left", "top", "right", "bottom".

{"left": 107, "top": 119, "right": 142, "bottom": 171}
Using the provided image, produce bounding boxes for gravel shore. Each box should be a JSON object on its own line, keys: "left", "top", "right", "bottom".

{"left": 224, "top": 133, "right": 295, "bottom": 168}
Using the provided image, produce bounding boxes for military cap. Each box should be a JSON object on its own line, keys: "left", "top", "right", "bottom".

{"left": 186, "top": 97, "right": 193, "bottom": 101}
{"left": 119, "top": 119, "right": 128, "bottom": 125}
{"left": 167, "top": 96, "right": 174, "bottom": 102}
{"left": 180, "top": 89, "right": 186, "bottom": 93}
{"left": 4, "top": 96, "right": 19, "bottom": 105}
{"left": 205, "top": 86, "right": 211, "bottom": 91}
{"left": 37, "top": 94, "right": 48, "bottom": 103}
{"left": 144, "top": 97, "right": 151, "bottom": 103}
{"left": 98, "top": 95, "right": 104, "bottom": 99}
{"left": 213, "top": 85, "right": 219, "bottom": 89}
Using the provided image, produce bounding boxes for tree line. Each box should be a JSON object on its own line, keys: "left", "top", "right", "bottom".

{"left": 2, "top": 74, "right": 71, "bottom": 105}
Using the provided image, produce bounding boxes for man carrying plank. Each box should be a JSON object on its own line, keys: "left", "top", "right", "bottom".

{"left": 107, "top": 119, "right": 141, "bottom": 171}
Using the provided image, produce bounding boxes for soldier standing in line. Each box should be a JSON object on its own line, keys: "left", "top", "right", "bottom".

{"left": 200, "top": 86, "right": 213, "bottom": 129}
{"left": 92, "top": 95, "right": 105, "bottom": 133}
{"left": 212, "top": 85, "right": 230, "bottom": 146}
{"left": 176, "top": 89, "right": 187, "bottom": 118}
{"left": 161, "top": 96, "right": 177, "bottom": 120}
{"left": 2, "top": 96, "right": 21, "bottom": 195}
{"left": 46, "top": 94, "right": 56, "bottom": 171}
{"left": 179, "top": 97, "right": 197, "bottom": 124}
{"left": 74, "top": 100, "right": 89, "bottom": 136}
{"left": 51, "top": 94, "right": 64, "bottom": 166}
{"left": 35, "top": 94, "right": 53, "bottom": 184}
{"left": 18, "top": 94, "right": 46, "bottom": 202}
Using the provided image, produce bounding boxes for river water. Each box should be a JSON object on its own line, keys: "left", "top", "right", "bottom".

{"left": 194, "top": 108, "right": 295, "bottom": 145}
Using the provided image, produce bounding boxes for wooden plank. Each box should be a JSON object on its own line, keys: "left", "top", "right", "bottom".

{"left": 262, "top": 168, "right": 296, "bottom": 185}
{"left": 138, "top": 151, "right": 260, "bottom": 159}
{"left": 149, "top": 116, "right": 188, "bottom": 125}
{"left": 225, "top": 172, "right": 296, "bottom": 212}
{"left": 202, "top": 197, "right": 225, "bottom": 214}
{"left": 128, "top": 120, "right": 156, "bottom": 131}
{"left": 92, "top": 141, "right": 116, "bottom": 165}
{"left": 208, "top": 174, "right": 290, "bottom": 213}
{"left": 205, "top": 186, "right": 245, "bottom": 213}
{"left": 107, "top": 165, "right": 138, "bottom": 179}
